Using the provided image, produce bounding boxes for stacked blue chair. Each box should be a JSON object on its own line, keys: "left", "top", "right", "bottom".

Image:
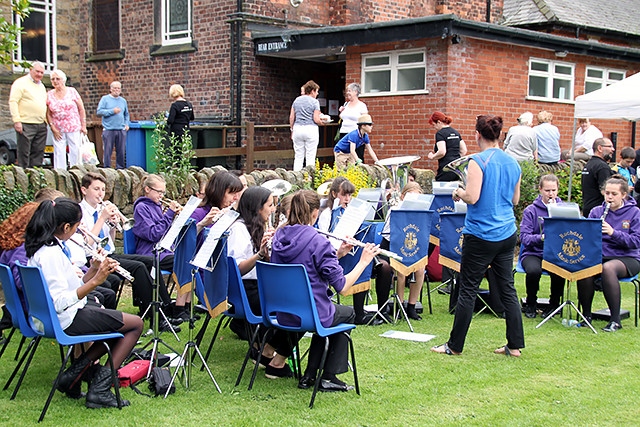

{"left": 17, "top": 264, "right": 125, "bottom": 422}
{"left": 255, "top": 261, "right": 360, "bottom": 408}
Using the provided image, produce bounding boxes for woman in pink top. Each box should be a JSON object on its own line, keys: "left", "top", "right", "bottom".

{"left": 46, "top": 69, "right": 87, "bottom": 169}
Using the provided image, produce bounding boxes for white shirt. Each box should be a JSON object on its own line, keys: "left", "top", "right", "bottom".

{"left": 80, "top": 199, "right": 115, "bottom": 253}
{"left": 28, "top": 239, "right": 87, "bottom": 330}
{"left": 227, "top": 220, "right": 257, "bottom": 280}
{"left": 574, "top": 125, "right": 603, "bottom": 155}
{"left": 339, "top": 101, "right": 368, "bottom": 134}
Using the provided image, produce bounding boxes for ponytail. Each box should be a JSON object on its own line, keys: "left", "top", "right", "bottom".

{"left": 25, "top": 198, "right": 82, "bottom": 257}
{"left": 288, "top": 190, "right": 320, "bottom": 226}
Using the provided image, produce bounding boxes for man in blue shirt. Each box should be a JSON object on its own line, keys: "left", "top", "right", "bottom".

{"left": 97, "top": 81, "right": 129, "bottom": 169}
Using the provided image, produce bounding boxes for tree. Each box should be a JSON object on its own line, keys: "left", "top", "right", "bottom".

{"left": 0, "top": 1, "right": 31, "bottom": 67}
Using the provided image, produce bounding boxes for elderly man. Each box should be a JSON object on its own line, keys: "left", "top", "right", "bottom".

{"left": 97, "top": 81, "right": 129, "bottom": 169}
{"left": 581, "top": 137, "right": 615, "bottom": 217}
{"left": 8, "top": 61, "right": 48, "bottom": 167}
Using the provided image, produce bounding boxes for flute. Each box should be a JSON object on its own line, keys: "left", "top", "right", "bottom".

{"left": 601, "top": 202, "right": 611, "bottom": 221}
{"left": 68, "top": 236, "right": 135, "bottom": 282}
{"left": 316, "top": 229, "right": 403, "bottom": 262}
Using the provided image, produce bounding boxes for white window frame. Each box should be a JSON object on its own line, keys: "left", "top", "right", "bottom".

{"left": 162, "top": 0, "right": 192, "bottom": 46}
{"left": 361, "top": 49, "right": 428, "bottom": 96}
{"left": 12, "top": 0, "right": 56, "bottom": 73}
{"left": 526, "top": 58, "right": 575, "bottom": 103}
{"left": 585, "top": 66, "right": 625, "bottom": 94}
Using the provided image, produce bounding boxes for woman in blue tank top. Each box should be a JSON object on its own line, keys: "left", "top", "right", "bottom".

{"left": 431, "top": 115, "right": 524, "bottom": 357}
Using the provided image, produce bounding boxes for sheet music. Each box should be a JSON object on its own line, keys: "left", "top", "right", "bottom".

{"left": 432, "top": 181, "right": 459, "bottom": 195}
{"left": 158, "top": 196, "right": 202, "bottom": 250}
{"left": 190, "top": 210, "right": 239, "bottom": 270}
{"left": 330, "top": 198, "right": 370, "bottom": 250}
{"left": 399, "top": 193, "right": 434, "bottom": 210}
{"left": 547, "top": 202, "right": 581, "bottom": 218}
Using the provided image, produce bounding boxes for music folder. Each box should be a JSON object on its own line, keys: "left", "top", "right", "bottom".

{"left": 547, "top": 202, "right": 581, "bottom": 218}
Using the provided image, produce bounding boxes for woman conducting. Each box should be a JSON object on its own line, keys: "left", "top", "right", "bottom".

{"left": 519, "top": 174, "right": 566, "bottom": 319}
{"left": 25, "top": 198, "right": 143, "bottom": 409}
{"left": 431, "top": 115, "right": 524, "bottom": 357}
{"left": 271, "top": 190, "right": 379, "bottom": 391}
{"left": 577, "top": 175, "right": 640, "bottom": 332}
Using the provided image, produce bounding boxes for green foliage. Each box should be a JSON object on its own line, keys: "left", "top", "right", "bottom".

{"left": 0, "top": 1, "right": 32, "bottom": 68}
{"left": 556, "top": 164, "right": 583, "bottom": 207}
{"left": 150, "top": 113, "right": 195, "bottom": 198}
{"left": 313, "top": 159, "right": 375, "bottom": 195}
{"left": 514, "top": 160, "right": 541, "bottom": 228}
{"left": 0, "top": 165, "right": 44, "bottom": 221}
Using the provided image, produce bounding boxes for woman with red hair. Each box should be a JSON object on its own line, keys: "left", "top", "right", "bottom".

{"left": 427, "top": 111, "right": 467, "bottom": 181}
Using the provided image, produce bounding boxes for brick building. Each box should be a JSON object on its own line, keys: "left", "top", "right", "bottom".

{"left": 2, "top": 0, "right": 640, "bottom": 170}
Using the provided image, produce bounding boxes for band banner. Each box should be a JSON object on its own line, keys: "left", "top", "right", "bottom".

{"left": 173, "top": 220, "right": 228, "bottom": 318}
{"left": 338, "top": 221, "right": 377, "bottom": 296}
{"left": 541, "top": 218, "right": 602, "bottom": 281}
{"left": 390, "top": 210, "right": 433, "bottom": 276}
{"left": 429, "top": 194, "right": 456, "bottom": 246}
{"left": 438, "top": 212, "right": 466, "bottom": 273}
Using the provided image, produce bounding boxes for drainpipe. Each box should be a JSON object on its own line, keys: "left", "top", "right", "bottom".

{"left": 233, "top": 0, "right": 244, "bottom": 168}
{"left": 486, "top": 0, "right": 491, "bottom": 23}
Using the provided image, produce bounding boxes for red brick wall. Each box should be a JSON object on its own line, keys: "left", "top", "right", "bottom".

{"left": 436, "top": 0, "right": 503, "bottom": 23}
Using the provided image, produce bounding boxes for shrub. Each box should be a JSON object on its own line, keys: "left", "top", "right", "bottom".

{"left": 0, "top": 166, "right": 45, "bottom": 222}
{"left": 313, "top": 159, "right": 375, "bottom": 195}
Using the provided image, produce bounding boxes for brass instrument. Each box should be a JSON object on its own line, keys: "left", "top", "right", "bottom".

{"left": 68, "top": 235, "right": 135, "bottom": 282}
{"left": 261, "top": 179, "right": 293, "bottom": 197}
{"left": 442, "top": 155, "right": 472, "bottom": 188}
{"left": 316, "top": 229, "right": 403, "bottom": 262}
{"left": 77, "top": 225, "right": 109, "bottom": 249}
{"left": 160, "top": 198, "right": 179, "bottom": 208}
{"left": 99, "top": 200, "right": 135, "bottom": 232}
{"left": 317, "top": 180, "right": 332, "bottom": 196}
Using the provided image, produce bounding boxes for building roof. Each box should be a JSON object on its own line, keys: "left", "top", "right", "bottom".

{"left": 502, "top": 0, "right": 640, "bottom": 37}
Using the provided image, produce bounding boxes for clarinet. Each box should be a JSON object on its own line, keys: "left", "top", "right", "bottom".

{"left": 601, "top": 202, "right": 611, "bottom": 221}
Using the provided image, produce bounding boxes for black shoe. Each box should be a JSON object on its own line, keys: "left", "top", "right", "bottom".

{"left": 298, "top": 374, "right": 316, "bottom": 389}
{"left": 576, "top": 316, "right": 592, "bottom": 328}
{"left": 265, "top": 364, "right": 293, "bottom": 379}
{"left": 524, "top": 305, "right": 537, "bottom": 319}
{"left": 319, "top": 374, "right": 354, "bottom": 392}
{"left": 437, "top": 284, "right": 452, "bottom": 295}
{"left": 57, "top": 355, "right": 92, "bottom": 399}
{"left": 354, "top": 312, "right": 375, "bottom": 325}
{"left": 406, "top": 304, "right": 422, "bottom": 321}
{"left": 159, "top": 319, "right": 180, "bottom": 333}
{"left": 173, "top": 307, "right": 191, "bottom": 323}
{"left": 602, "top": 321, "right": 622, "bottom": 332}
{"left": 541, "top": 306, "right": 560, "bottom": 319}
{"left": 86, "top": 366, "right": 130, "bottom": 409}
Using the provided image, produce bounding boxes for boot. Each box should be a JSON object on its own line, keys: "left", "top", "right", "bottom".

{"left": 57, "top": 355, "right": 92, "bottom": 399}
{"left": 86, "top": 366, "right": 130, "bottom": 409}
{"left": 407, "top": 304, "right": 422, "bottom": 321}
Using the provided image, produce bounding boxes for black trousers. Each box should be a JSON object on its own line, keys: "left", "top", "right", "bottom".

{"left": 305, "top": 304, "right": 355, "bottom": 376}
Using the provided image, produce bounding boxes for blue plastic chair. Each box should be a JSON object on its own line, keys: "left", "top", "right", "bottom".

{"left": 619, "top": 274, "right": 639, "bottom": 327}
{"left": 255, "top": 261, "right": 360, "bottom": 408}
{"left": 123, "top": 227, "right": 175, "bottom": 297}
{"left": 17, "top": 264, "right": 125, "bottom": 422}
{"left": 0, "top": 263, "right": 43, "bottom": 399}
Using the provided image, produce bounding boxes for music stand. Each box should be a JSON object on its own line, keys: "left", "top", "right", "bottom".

{"left": 536, "top": 217, "right": 602, "bottom": 334}
{"left": 428, "top": 194, "right": 456, "bottom": 295}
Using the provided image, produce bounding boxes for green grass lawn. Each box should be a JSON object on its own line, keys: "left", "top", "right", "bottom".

{"left": 1, "top": 275, "right": 638, "bottom": 426}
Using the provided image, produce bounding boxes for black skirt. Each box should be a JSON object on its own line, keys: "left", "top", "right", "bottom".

{"left": 64, "top": 302, "right": 124, "bottom": 336}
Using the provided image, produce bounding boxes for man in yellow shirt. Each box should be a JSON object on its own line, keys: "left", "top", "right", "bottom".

{"left": 8, "top": 61, "right": 48, "bottom": 167}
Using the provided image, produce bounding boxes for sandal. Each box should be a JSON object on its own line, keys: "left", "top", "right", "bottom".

{"left": 494, "top": 345, "right": 521, "bottom": 357}
{"left": 430, "top": 343, "right": 461, "bottom": 356}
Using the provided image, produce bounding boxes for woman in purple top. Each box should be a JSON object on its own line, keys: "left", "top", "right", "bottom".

{"left": 519, "top": 174, "right": 565, "bottom": 319}
{"left": 191, "top": 171, "right": 244, "bottom": 234}
{"left": 577, "top": 175, "right": 640, "bottom": 332}
{"left": 270, "top": 190, "right": 378, "bottom": 392}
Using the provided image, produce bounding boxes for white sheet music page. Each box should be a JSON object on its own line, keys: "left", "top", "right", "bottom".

{"left": 330, "top": 198, "right": 370, "bottom": 250}
{"left": 190, "top": 210, "right": 240, "bottom": 270}
{"left": 158, "top": 196, "right": 202, "bottom": 250}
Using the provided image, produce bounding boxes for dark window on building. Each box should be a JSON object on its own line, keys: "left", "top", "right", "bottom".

{"left": 94, "top": 0, "right": 120, "bottom": 52}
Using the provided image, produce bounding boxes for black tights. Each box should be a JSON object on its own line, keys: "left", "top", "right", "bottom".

{"left": 578, "top": 260, "right": 626, "bottom": 324}
{"left": 353, "top": 259, "right": 393, "bottom": 317}
{"left": 83, "top": 313, "right": 144, "bottom": 368}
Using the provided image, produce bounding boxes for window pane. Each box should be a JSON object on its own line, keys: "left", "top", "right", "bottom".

{"left": 169, "top": 0, "right": 189, "bottom": 32}
{"left": 365, "top": 56, "right": 389, "bottom": 67}
{"left": 553, "top": 78, "right": 571, "bottom": 99}
{"left": 531, "top": 61, "right": 548, "bottom": 72}
{"left": 397, "top": 68, "right": 425, "bottom": 91}
{"left": 398, "top": 52, "right": 423, "bottom": 64}
{"left": 528, "top": 75, "right": 547, "bottom": 97}
{"left": 95, "top": 0, "right": 120, "bottom": 52}
{"left": 21, "top": 11, "right": 46, "bottom": 61}
{"left": 555, "top": 65, "right": 572, "bottom": 75}
{"left": 585, "top": 82, "right": 602, "bottom": 94}
{"left": 587, "top": 68, "right": 603, "bottom": 79}
{"left": 364, "top": 70, "right": 391, "bottom": 93}
{"left": 608, "top": 71, "right": 624, "bottom": 81}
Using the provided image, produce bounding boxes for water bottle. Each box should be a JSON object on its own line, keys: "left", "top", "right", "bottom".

{"left": 562, "top": 318, "right": 579, "bottom": 327}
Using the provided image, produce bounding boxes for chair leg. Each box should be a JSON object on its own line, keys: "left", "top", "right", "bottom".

{"left": 4, "top": 336, "right": 39, "bottom": 399}
{"left": 248, "top": 329, "right": 272, "bottom": 391}
{"left": 39, "top": 345, "right": 74, "bottom": 422}
{"left": 14, "top": 333, "right": 26, "bottom": 361}
{"left": 345, "top": 332, "right": 360, "bottom": 395}
{"left": 235, "top": 325, "right": 261, "bottom": 387}
{"left": 193, "top": 315, "right": 211, "bottom": 349}
{"left": 0, "top": 327, "right": 15, "bottom": 359}
{"left": 102, "top": 343, "right": 123, "bottom": 410}
{"left": 201, "top": 315, "right": 226, "bottom": 368}
{"left": 309, "top": 336, "right": 330, "bottom": 409}
{"left": 425, "top": 276, "right": 433, "bottom": 315}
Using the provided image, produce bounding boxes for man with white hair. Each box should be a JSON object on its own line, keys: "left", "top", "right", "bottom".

{"left": 97, "top": 81, "right": 129, "bottom": 169}
{"left": 8, "top": 61, "right": 48, "bottom": 167}
{"left": 503, "top": 111, "right": 538, "bottom": 162}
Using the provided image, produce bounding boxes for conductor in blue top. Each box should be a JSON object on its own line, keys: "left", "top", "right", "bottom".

{"left": 431, "top": 114, "right": 524, "bottom": 357}
{"left": 334, "top": 114, "right": 380, "bottom": 169}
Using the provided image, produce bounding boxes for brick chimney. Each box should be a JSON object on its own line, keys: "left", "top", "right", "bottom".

{"left": 436, "top": 0, "right": 503, "bottom": 23}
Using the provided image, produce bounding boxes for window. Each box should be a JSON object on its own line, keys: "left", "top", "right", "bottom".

{"left": 162, "top": 0, "right": 192, "bottom": 45}
{"left": 13, "top": 0, "right": 56, "bottom": 72}
{"left": 585, "top": 67, "right": 625, "bottom": 94}
{"left": 527, "top": 58, "right": 574, "bottom": 102}
{"left": 362, "top": 50, "right": 427, "bottom": 95}
{"left": 93, "top": 0, "right": 120, "bottom": 53}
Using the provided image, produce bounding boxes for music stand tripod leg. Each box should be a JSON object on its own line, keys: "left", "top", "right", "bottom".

{"left": 165, "top": 268, "right": 221, "bottom": 395}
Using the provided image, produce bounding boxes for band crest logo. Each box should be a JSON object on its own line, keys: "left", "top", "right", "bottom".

{"left": 557, "top": 231, "right": 586, "bottom": 265}
{"left": 401, "top": 224, "right": 420, "bottom": 257}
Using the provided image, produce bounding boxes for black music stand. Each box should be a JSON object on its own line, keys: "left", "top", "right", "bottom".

{"left": 535, "top": 217, "right": 602, "bottom": 334}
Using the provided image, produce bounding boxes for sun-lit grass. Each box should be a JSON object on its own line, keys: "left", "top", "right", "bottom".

{"left": 1, "top": 274, "right": 638, "bottom": 426}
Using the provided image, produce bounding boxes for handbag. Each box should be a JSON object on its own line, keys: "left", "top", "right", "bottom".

{"left": 80, "top": 134, "right": 100, "bottom": 165}
{"left": 148, "top": 367, "right": 175, "bottom": 396}
{"left": 118, "top": 359, "right": 150, "bottom": 387}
